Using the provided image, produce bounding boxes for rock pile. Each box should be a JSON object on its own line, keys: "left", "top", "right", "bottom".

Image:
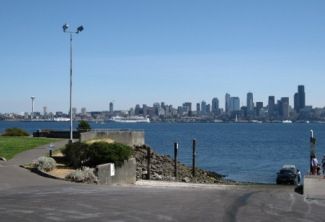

{"left": 134, "top": 145, "right": 237, "bottom": 184}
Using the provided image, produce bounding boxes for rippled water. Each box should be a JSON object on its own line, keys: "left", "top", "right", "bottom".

{"left": 1, "top": 121, "right": 325, "bottom": 183}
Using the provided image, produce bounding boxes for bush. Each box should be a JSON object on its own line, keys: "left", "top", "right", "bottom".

{"left": 62, "top": 141, "right": 133, "bottom": 168}
{"left": 2, "top": 128, "right": 29, "bottom": 136}
{"left": 77, "top": 120, "right": 91, "bottom": 132}
{"left": 62, "top": 142, "right": 89, "bottom": 168}
{"left": 65, "top": 167, "right": 98, "bottom": 183}
{"left": 85, "top": 142, "right": 133, "bottom": 167}
{"left": 34, "top": 156, "right": 56, "bottom": 172}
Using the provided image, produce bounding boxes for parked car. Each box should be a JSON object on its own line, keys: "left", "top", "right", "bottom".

{"left": 276, "top": 165, "right": 298, "bottom": 185}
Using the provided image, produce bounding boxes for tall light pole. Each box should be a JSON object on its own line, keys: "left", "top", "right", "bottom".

{"left": 30, "top": 96, "right": 35, "bottom": 119}
{"left": 62, "top": 23, "right": 84, "bottom": 143}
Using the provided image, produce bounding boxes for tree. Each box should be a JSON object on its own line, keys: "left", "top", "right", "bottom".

{"left": 77, "top": 120, "right": 91, "bottom": 132}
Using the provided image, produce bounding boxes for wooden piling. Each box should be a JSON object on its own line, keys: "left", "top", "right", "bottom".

{"left": 147, "top": 146, "right": 151, "bottom": 180}
{"left": 192, "top": 139, "right": 196, "bottom": 177}
{"left": 174, "top": 142, "right": 178, "bottom": 178}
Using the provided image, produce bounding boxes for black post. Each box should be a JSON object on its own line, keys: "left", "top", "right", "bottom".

{"left": 49, "top": 150, "right": 52, "bottom": 157}
{"left": 147, "top": 146, "right": 151, "bottom": 180}
{"left": 174, "top": 142, "right": 178, "bottom": 178}
{"left": 310, "top": 130, "right": 316, "bottom": 174}
{"left": 192, "top": 139, "right": 196, "bottom": 177}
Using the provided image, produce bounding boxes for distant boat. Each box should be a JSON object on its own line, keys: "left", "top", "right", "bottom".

{"left": 109, "top": 116, "right": 150, "bottom": 123}
{"left": 250, "top": 120, "right": 262, "bottom": 124}
{"left": 53, "top": 117, "right": 70, "bottom": 122}
{"left": 282, "top": 120, "right": 292, "bottom": 124}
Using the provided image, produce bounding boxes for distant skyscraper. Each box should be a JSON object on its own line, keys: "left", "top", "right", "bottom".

{"left": 211, "top": 97, "right": 219, "bottom": 115}
{"left": 135, "top": 104, "right": 142, "bottom": 115}
{"left": 72, "top": 107, "right": 77, "bottom": 116}
{"left": 294, "top": 85, "right": 305, "bottom": 113}
{"left": 230, "top": 97, "right": 240, "bottom": 112}
{"left": 81, "top": 107, "right": 87, "bottom": 115}
{"left": 225, "top": 93, "right": 231, "bottom": 114}
{"left": 201, "top": 100, "right": 207, "bottom": 115}
{"left": 182, "top": 102, "right": 192, "bottom": 116}
{"left": 294, "top": 93, "right": 299, "bottom": 112}
{"left": 268, "top": 96, "right": 275, "bottom": 117}
{"left": 280, "top": 97, "right": 289, "bottom": 119}
{"left": 298, "top": 85, "right": 305, "bottom": 111}
{"left": 109, "top": 102, "right": 114, "bottom": 113}
{"left": 247, "top": 92, "right": 254, "bottom": 112}
{"left": 196, "top": 103, "right": 200, "bottom": 115}
{"left": 43, "top": 106, "right": 47, "bottom": 116}
{"left": 256, "top": 102, "right": 263, "bottom": 116}
{"left": 142, "top": 104, "right": 148, "bottom": 116}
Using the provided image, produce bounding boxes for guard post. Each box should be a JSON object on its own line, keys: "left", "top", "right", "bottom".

{"left": 174, "top": 142, "right": 178, "bottom": 178}
{"left": 192, "top": 139, "right": 196, "bottom": 177}
{"left": 48, "top": 143, "right": 54, "bottom": 157}
{"left": 147, "top": 146, "right": 151, "bottom": 180}
{"left": 310, "top": 130, "right": 316, "bottom": 174}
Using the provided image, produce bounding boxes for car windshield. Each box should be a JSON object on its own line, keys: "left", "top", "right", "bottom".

{"left": 280, "top": 169, "right": 294, "bottom": 174}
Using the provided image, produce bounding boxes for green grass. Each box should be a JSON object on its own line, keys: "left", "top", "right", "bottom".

{"left": 0, "top": 136, "right": 60, "bottom": 160}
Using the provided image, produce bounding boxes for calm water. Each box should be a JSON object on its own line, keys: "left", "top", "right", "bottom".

{"left": 1, "top": 121, "right": 325, "bottom": 184}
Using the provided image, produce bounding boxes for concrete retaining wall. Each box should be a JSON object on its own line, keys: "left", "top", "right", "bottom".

{"left": 96, "top": 158, "right": 136, "bottom": 185}
{"left": 80, "top": 130, "right": 145, "bottom": 146}
{"left": 304, "top": 175, "right": 325, "bottom": 199}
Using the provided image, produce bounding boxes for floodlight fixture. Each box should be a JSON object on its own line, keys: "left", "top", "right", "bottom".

{"left": 76, "top": 25, "right": 84, "bottom": 34}
{"left": 63, "top": 23, "right": 69, "bottom": 32}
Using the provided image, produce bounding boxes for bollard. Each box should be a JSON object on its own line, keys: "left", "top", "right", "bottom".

{"left": 147, "top": 146, "right": 151, "bottom": 180}
{"left": 48, "top": 143, "right": 54, "bottom": 157}
{"left": 310, "top": 130, "right": 316, "bottom": 174}
{"left": 174, "top": 142, "right": 178, "bottom": 178}
{"left": 192, "top": 139, "right": 196, "bottom": 177}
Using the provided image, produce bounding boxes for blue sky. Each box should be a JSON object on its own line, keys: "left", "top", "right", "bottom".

{"left": 1, "top": 0, "right": 325, "bottom": 113}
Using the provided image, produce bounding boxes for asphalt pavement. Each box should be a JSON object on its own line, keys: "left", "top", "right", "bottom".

{"left": 0, "top": 141, "right": 325, "bottom": 222}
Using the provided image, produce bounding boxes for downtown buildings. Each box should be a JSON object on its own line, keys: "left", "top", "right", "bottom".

{"left": 2, "top": 85, "right": 325, "bottom": 122}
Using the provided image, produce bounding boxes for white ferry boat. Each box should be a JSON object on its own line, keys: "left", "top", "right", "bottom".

{"left": 109, "top": 116, "right": 150, "bottom": 123}
{"left": 282, "top": 120, "right": 292, "bottom": 124}
{"left": 53, "top": 117, "right": 70, "bottom": 122}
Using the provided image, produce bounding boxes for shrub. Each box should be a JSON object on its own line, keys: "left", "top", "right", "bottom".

{"left": 62, "top": 141, "right": 133, "bottom": 168}
{"left": 62, "top": 142, "right": 89, "bottom": 168}
{"left": 34, "top": 156, "right": 56, "bottom": 172}
{"left": 2, "top": 128, "right": 29, "bottom": 136}
{"left": 65, "top": 167, "right": 98, "bottom": 183}
{"left": 85, "top": 142, "right": 133, "bottom": 167}
{"left": 77, "top": 120, "right": 91, "bottom": 132}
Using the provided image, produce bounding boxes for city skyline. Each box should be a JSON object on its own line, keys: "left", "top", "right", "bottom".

{"left": 1, "top": 1, "right": 325, "bottom": 113}
{"left": 8, "top": 85, "right": 310, "bottom": 115}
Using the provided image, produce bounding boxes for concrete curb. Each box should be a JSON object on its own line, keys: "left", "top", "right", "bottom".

{"left": 20, "top": 165, "right": 65, "bottom": 181}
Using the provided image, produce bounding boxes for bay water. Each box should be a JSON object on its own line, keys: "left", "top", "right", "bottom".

{"left": 1, "top": 121, "right": 325, "bottom": 184}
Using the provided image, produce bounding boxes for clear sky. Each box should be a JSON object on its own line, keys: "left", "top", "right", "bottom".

{"left": 1, "top": 0, "right": 325, "bottom": 113}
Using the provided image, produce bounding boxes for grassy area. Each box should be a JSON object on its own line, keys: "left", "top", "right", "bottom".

{"left": 0, "top": 136, "right": 60, "bottom": 160}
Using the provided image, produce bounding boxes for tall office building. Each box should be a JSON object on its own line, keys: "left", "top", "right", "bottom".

{"left": 294, "top": 93, "right": 299, "bottom": 112}
{"left": 246, "top": 92, "right": 254, "bottom": 112}
{"left": 230, "top": 97, "right": 240, "bottom": 112}
{"left": 81, "top": 107, "right": 86, "bottom": 115}
{"left": 225, "top": 93, "right": 231, "bottom": 114}
{"left": 43, "top": 106, "right": 47, "bottom": 116}
{"left": 211, "top": 97, "right": 219, "bottom": 115}
{"left": 72, "top": 107, "right": 77, "bottom": 116}
{"left": 201, "top": 100, "right": 207, "bottom": 115}
{"left": 268, "top": 96, "right": 275, "bottom": 118}
{"left": 298, "top": 85, "right": 305, "bottom": 111}
{"left": 196, "top": 103, "right": 200, "bottom": 115}
{"left": 294, "top": 85, "right": 305, "bottom": 113}
{"left": 182, "top": 102, "right": 192, "bottom": 115}
{"left": 256, "top": 102, "right": 263, "bottom": 116}
{"left": 280, "top": 97, "right": 289, "bottom": 119}
{"left": 109, "top": 102, "right": 114, "bottom": 113}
